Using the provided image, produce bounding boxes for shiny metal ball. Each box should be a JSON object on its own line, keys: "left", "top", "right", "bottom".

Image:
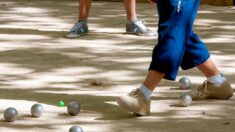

{"left": 4, "top": 107, "right": 18, "bottom": 122}
{"left": 179, "top": 93, "right": 192, "bottom": 107}
{"left": 179, "top": 77, "right": 191, "bottom": 90}
{"left": 69, "top": 126, "right": 83, "bottom": 132}
{"left": 31, "top": 104, "right": 44, "bottom": 117}
{"left": 67, "top": 101, "right": 80, "bottom": 116}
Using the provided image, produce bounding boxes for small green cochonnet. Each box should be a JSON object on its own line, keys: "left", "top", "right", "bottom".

{"left": 58, "top": 101, "right": 64, "bottom": 107}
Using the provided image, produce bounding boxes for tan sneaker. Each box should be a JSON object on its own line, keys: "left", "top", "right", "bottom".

{"left": 190, "top": 80, "right": 233, "bottom": 100}
{"left": 117, "top": 88, "right": 150, "bottom": 116}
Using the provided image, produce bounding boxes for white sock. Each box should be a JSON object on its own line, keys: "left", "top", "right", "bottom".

{"left": 207, "top": 73, "right": 226, "bottom": 85}
{"left": 129, "top": 19, "right": 138, "bottom": 23}
{"left": 139, "top": 84, "right": 152, "bottom": 100}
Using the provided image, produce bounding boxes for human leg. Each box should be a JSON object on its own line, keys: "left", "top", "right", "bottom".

{"left": 124, "top": 0, "right": 137, "bottom": 21}
{"left": 79, "top": 0, "right": 91, "bottom": 21}
{"left": 190, "top": 58, "right": 233, "bottom": 100}
{"left": 118, "top": 0, "right": 197, "bottom": 115}
{"left": 124, "top": 0, "right": 154, "bottom": 36}
{"left": 66, "top": 0, "right": 91, "bottom": 38}
{"left": 118, "top": 0, "right": 233, "bottom": 115}
{"left": 178, "top": 1, "right": 233, "bottom": 100}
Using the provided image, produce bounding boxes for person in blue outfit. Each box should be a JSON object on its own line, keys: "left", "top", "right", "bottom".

{"left": 117, "top": 0, "right": 233, "bottom": 116}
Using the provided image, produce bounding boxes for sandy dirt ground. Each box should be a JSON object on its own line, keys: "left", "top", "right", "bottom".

{"left": 0, "top": 0, "right": 235, "bottom": 132}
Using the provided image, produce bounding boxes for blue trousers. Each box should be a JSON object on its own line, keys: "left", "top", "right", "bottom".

{"left": 149, "top": 0, "right": 210, "bottom": 80}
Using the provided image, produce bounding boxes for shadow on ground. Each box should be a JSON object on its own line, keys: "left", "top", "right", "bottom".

{"left": 0, "top": 0, "right": 235, "bottom": 131}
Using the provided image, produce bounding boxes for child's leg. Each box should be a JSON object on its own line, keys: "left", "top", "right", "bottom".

{"left": 66, "top": 0, "right": 90, "bottom": 38}
{"left": 124, "top": 0, "right": 137, "bottom": 21}
{"left": 124, "top": 0, "right": 153, "bottom": 36}
{"left": 184, "top": 32, "right": 233, "bottom": 100}
{"left": 117, "top": 0, "right": 199, "bottom": 116}
{"left": 138, "top": 70, "right": 164, "bottom": 101}
{"left": 140, "top": 0, "right": 200, "bottom": 102}
{"left": 117, "top": 0, "right": 232, "bottom": 116}
{"left": 143, "top": 70, "right": 164, "bottom": 91}
{"left": 190, "top": 57, "right": 233, "bottom": 100}
{"left": 149, "top": 0, "right": 199, "bottom": 80}
{"left": 178, "top": 2, "right": 233, "bottom": 100}
{"left": 79, "top": 0, "right": 91, "bottom": 21}
{"left": 196, "top": 58, "right": 220, "bottom": 77}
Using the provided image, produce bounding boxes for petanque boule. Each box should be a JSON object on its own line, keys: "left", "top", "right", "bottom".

{"left": 67, "top": 101, "right": 80, "bottom": 116}
{"left": 179, "top": 77, "right": 191, "bottom": 90}
{"left": 179, "top": 93, "right": 192, "bottom": 107}
{"left": 31, "top": 104, "right": 44, "bottom": 117}
{"left": 4, "top": 107, "right": 18, "bottom": 122}
{"left": 69, "top": 126, "right": 83, "bottom": 132}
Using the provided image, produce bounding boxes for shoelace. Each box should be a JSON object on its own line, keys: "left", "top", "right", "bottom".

{"left": 129, "top": 88, "right": 142, "bottom": 97}
{"left": 193, "top": 80, "right": 208, "bottom": 99}
{"left": 70, "top": 22, "right": 85, "bottom": 32}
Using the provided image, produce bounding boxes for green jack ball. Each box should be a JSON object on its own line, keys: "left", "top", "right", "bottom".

{"left": 58, "top": 101, "right": 64, "bottom": 107}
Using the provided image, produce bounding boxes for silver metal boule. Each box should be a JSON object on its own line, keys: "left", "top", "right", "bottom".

{"left": 179, "top": 77, "right": 191, "bottom": 89}
{"left": 31, "top": 104, "right": 44, "bottom": 117}
{"left": 179, "top": 93, "right": 192, "bottom": 107}
{"left": 69, "top": 126, "right": 83, "bottom": 132}
{"left": 67, "top": 101, "right": 80, "bottom": 116}
{"left": 4, "top": 107, "right": 18, "bottom": 122}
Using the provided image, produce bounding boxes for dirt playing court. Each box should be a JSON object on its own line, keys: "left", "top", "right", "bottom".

{"left": 0, "top": 0, "right": 235, "bottom": 131}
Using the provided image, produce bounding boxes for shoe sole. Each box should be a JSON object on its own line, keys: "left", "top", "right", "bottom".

{"left": 126, "top": 32, "right": 154, "bottom": 36}
{"left": 117, "top": 98, "right": 149, "bottom": 116}
{"left": 193, "top": 93, "right": 233, "bottom": 100}
{"left": 209, "top": 93, "right": 233, "bottom": 100}
{"left": 64, "top": 33, "right": 88, "bottom": 39}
